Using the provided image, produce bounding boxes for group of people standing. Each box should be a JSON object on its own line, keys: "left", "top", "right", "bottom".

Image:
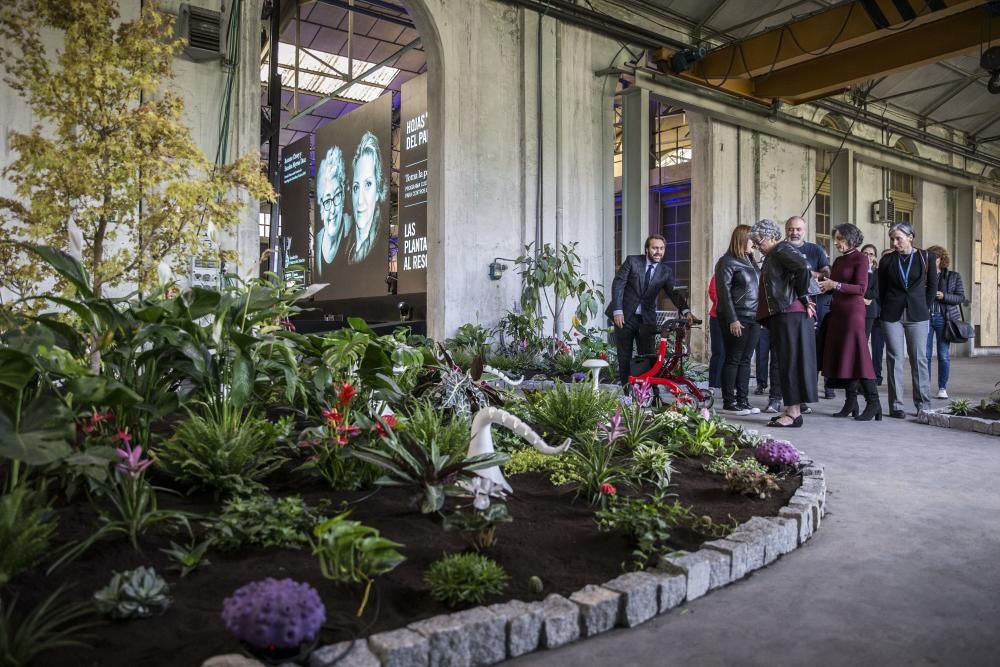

{"left": 707, "top": 216, "right": 967, "bottom": 426}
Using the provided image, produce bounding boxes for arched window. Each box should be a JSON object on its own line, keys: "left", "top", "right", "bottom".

{"left": 893, "top": 137, "right": 919, "bottom": 157}
{"left": 820, "top": 113, "right": 851, "bottom": 133}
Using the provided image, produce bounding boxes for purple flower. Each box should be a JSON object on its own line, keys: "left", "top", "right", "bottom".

{"left": 571, "top": 372, "right": 587, "bottom": 382}
{"left": 600, "top": 407, "right": 628, "bottom": 444}
{"left": 633, "top": 380, "right": 653, "bottom": 407}
{"left": 754, "top": 439, "right": 800, "bottom": 468}
{"left": 222, "top": 578, "right": 326, "bottom": 650}
{"left": 618, "top": 394, "right": 634, "bottom": 407}
{"left": 114, "top": 442, "right": 153, "bottom": 479}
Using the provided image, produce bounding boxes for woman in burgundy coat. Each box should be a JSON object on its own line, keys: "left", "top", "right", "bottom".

{"left": 818, "top": 223, "right": 881, "bottom": 421}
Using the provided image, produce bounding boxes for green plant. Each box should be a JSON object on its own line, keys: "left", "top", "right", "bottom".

{"left": 399, "top": 401, "right": 471, "bottom": 459}
{"left": 949, "top": 399, "right": 972, "bottom": 416}
{"left": 515, "top": 242, "right": 604, "bottom": 341}
{"left": 312, "top": 512, "right": 405, "bottom": 616}
{"left": 483, "top": 351, "right": 537, "bottom": 374}
{"left": 0, "top": 588, "right": 98, "bottom": 666}
{"left": 424, "top": 553, "right": 508, "bottom": 608}
{"left": 206, "top": 494, "right": 324, "bottom": 552}
{"left": 0, "top": 0, "right": 272, "bottom": 306}
{"left": 706, "top": 457, "right": 779, "bottom": 499}
{"left": 352, "top": 422, "right": 507, "bottom": 514}
{"left": 160, "top": 539, "right": 211, "bottom": 577}
{"left": 502, "top": 447, "right": 575, "bottom": 486}
{"left": 158, "top": 403, "right": 289, "bottom": 498}
{"left": 93, "top": 566, "right": 171, "bottom": 619}
{"left": 595, "top": 492, "right": 674, "bottom": 570}
{"left": 618, "top": 404, "right": 665, "bottom": 451}
{"left": 442, "top": 502, "right": 513, "bottom": 551}
{"left": 669, "top": 419, "right": 735, "bottom": 458}
{"left": 0, "top": 487, "right": 56, "bottom": 586}
{"left": 552, "top": 350, "right": 583, "bottom": 376}
{"left": 523, "top": 381, "right": 618, "bottom": 442}
{"left": 631, "top": 443, "right": 675, "bottom": 490}
{"left": 493, "top": 311, "right": 543, "bottom": 355}
{"left": 445, "top": 323, "right": 491, "bottom": 358}
{"left": 567, "top": 433, "right": 630, "bottom": 506}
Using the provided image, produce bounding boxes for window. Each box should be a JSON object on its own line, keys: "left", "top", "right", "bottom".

{"left": 815, "top": 151, "right": 834, "bottom": 254}
{"left": 659, "top": 199, "right": 691, "bottom": 305}
{"left": 888, "top": 169, "right": 916, "bottom": 223}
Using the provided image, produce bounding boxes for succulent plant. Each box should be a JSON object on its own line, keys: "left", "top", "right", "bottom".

{"left": 221, "top": 578, "right": 326, "bottom": 651}
{"left": 754, "top": 439, "right": 800, "bottom": 468}
{"left": 93, "top": 566, "right": 172, "bottom": 619}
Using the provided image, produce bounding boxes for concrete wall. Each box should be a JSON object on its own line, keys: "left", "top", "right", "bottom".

{"left": 407, "top": 0, "right": 619, "bottom": 340}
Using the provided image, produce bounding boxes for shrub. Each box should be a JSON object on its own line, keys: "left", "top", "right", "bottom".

{"left": 0, "top": 487, "right": 57, "bottom": 586}
{"left": 502, "top": 447, "right": 574, "bottom": 486}
{"left": 442, "top": 502, "right": 512, "bottom": 551}
{"left": 949, "top": 398, "right": 972, "bottom": 416}
{"left": 158, "top": 404, "right": 290, "bottom": 498}
{"left": 631, "top": 443, "right": 675, "bottom": 490}
{"left": 484, "top": 351, "right": 537, "bottom": 374}
{"left": 0, "top": 588, "right": 98, "bottom": 666}
{"left": 754, "top": 439, "right": 800, "bottom": 469}
{"left": 552, "top": 351, "right": 583, "bottom": 376}
{"left": 93, "top": 566, "right": 171, "bottom": 619}
{"left": 523, "top": 381, "right": 618, "bottom": 442}
{"left": 398, "top": 401, "right": 470, "bottom": 459}
{"left": 312, "top": 512, "right": 405, "bottom": 616}
{"left": 567, "top": 432, "right": 630, "bottom": 506}
{"left": 595, "top": 493, "right": 673, "bottom": 570}
{"left": 206, "top": 494, "right": 324, "bottom": 551}
{"left": 424, "top": 553, "right": 508, "bottom": 608}
{"left": 707, "top": 457, "right": 780, "bottom": 499}
{"left": 221, "top": 579, "right": 325, "bottom": 653}
{"left": 618, "top": 404, "right": 664, "bottom": 450}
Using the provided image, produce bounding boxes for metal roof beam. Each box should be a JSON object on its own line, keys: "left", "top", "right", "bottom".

{"left": 970, "top": 111, "right": 1000, "bottom": 138}
{"left": 693, "top": 0, "right": 981, "bottom": 80}
{"left": 752, "top": 4, "right": 998, "bottom": 100}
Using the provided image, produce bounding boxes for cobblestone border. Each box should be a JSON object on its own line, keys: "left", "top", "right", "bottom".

{"left": 917, "top": 408, "right": 1000, "bottom": 436}
{"left": 248, "top": 454, "right": 823, "bottom": 667}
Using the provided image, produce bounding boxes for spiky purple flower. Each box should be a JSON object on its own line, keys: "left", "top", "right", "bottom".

{"left": 632, "top": 380, "right": 653, "bottom": 407}
{"left": 600, "top": 406, "right": 628, "bottom": 444}
{"left": 222, "top": 578, "right": 326, "bottom": 650}
{"left": 114, "top": 442, "right": 153, "bottom": 479}
{"left": 754, "top": 439, "right": 800, "bottom": 468}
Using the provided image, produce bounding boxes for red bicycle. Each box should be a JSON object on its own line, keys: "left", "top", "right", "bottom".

{"left": 628, "top": 318, "right": 715, "bottom": 409}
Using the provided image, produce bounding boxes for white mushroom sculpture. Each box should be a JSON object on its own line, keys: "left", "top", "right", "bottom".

{"left": 581, "top": 358, "right": 610, "bottom": 390}
{"left": 467, "top": 406, "right": 571, "bottom": 494}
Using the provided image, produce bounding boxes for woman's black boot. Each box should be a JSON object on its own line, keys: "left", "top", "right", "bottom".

{"left": 832, "top": 381, "right": 859, "bottom": 418}
{"left": 855, "top": 379, "right": 883, "bottom": 422}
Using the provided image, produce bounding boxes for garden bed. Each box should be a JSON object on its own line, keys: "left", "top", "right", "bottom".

{"left": 917, "top": 407, "right": 1000, "bottom": 436}
{"left": 10, "top": 459, "right": 800, "bottom": 667}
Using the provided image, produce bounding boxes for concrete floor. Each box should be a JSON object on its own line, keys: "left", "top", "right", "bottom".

{"left": 510, "top": 356, "right": 1000, "bottom": 667}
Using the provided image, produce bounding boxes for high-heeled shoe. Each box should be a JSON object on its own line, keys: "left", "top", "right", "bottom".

{"left": 833, "top": 382, "right": 859, "bottom": 418}
{"left": 854, "top": 401, "right": 882, "bottom": 421}
{"left": 771, "top": 415, "right": 803, "bottom": 428}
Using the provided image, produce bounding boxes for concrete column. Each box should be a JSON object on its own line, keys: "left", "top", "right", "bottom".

{"left": 621, "top": 87, "right": 649, "bottom": 260}
{"left": 830, "top": 147, "right": 854, "bottom": 226}
{"left": 689, "top": 113, "right": 739, "bottom": 360}
{"left": 956, "top": 186, "right": 975, "bottom": 357}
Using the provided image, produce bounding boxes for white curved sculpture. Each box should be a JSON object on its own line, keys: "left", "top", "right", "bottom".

{"left": 482, "top": 364, "right": 524, "bottom": 387}
{"left": 468, "top": 406, "right": 571, "bottom": 494}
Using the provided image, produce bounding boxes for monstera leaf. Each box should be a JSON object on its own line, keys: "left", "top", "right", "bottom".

{"left": 0, "top": 396, "right": 74, "bottom": 466}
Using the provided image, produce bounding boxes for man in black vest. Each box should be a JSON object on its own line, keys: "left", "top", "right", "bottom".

{"left": 605, "top": 234, "right": 695, "bottom": 386}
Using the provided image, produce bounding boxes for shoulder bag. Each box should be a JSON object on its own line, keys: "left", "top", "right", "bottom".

{"left": 943, "top": 302, "right": 975, "bottom": 343}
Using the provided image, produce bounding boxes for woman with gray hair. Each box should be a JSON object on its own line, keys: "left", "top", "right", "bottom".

{"left": 878, "top": 222, "right": 937, "bottom": 418}
{"left": 750, "top": 219, "right": 818, "bottom": 427}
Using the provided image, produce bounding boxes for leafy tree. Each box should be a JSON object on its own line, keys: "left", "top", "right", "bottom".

{"left": 0, "top": 0, "right": 272, "bottom": 307}
{"left": 515, "top": 242, "right": 604, "bottom": 341}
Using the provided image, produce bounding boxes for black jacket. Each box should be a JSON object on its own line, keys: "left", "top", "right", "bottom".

{"left": 714, "top": 253, "right": 760, "bottom": 324}
{"left": 605, "top": 255, "right": 689, "bottom": 325}
{"left": 878, "top": 249, "right": 938, "bottom": 323}
{"left": 759, "top": 241, "right": 813, "bottom": 318}
{"left": 864, "top": 268, "right": 880, "bottom": 319}
{"left": 934, "top": 268, "right": 966, "bottom": 322}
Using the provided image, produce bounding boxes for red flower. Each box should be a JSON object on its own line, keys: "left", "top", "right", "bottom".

{"left": 599, "top": 483, "right": 617, "bottom": 496}
{"left": 598, "top": 351, "right": 609, "bottom": 361}
{"left": 337, "top": 424, "right": 361, "bottom": 438}
{"left": 337, "top": 383, "right": 357, "bottom": 406}
{"left": 279, "top": 318, "right": 296, "bottom": 331}
{"left": 93, "top": 411, "right": 114, "bottom": 424}
{"left": 374, "top": 414, "right": 397, "bottom": 436}
{"left": 113, "top": 427, "right": 132, "bottom": 446}
{"left": 321, "top": 408, "right": 342, "bottom": 426}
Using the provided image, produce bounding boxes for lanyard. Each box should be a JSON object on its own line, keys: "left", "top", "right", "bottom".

{"left": 897, "top": 252, "right": 915, "bottom": 285}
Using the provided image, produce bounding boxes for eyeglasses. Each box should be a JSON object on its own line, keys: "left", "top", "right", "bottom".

{"left": 319, "top": 190, "right": 344, "bottom": 212}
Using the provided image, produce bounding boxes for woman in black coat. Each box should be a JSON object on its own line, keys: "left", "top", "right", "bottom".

{"left": 714, "top": 224, "right": 761, "bottom": 415}
{"left": 750, "top": 219, "right": 817, "bottom": 427}
{"left": 925, "top": 245, "right": 966, "bottom": 399}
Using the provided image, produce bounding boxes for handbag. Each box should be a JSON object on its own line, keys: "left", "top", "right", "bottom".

{"left": 943, "top": 303, "right": 974, "bottom": 343}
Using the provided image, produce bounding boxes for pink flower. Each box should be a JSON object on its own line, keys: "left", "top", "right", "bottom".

{"left": 113, "top": 427, "right": 132, "bottom": 446}
{"left": 699, "top": 407, "right": 712, "bottom": 420}
{"left": 375, "top": 415, "right": 397, "bottom": 436}
{"left": 599, "top": 483, "right": 617, "bottom": 496}
{"left": 114, "top": 442, "right": 152, "bottom": 479}
{"left": 600, "top": 407, "right": 627, "bottom": 443}
{"left": 321, "top": 408, "right": 342, "bottom": 426}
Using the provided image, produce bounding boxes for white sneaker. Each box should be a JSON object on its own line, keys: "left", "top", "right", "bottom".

{"left": 937, "top": 388, "right": 948, "bottom": 399}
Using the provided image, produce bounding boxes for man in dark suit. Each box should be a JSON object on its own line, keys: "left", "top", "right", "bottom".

{"left": 605, "top": 234, "right": 695, "bottom": 386}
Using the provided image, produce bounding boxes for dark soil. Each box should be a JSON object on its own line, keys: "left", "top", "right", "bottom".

{"left": 959, "top": 406, "right": 1000, "bottom": 420}
{"left": 14, "top": 458, "right": 800, "bottom": 667}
